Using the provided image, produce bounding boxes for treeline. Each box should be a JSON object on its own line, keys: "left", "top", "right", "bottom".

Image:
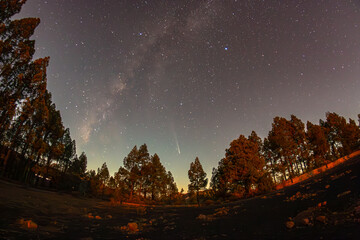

{"left": 90, "top": 144, "right": 179, "bottom": 204}
{"left": 0, "top": 0, "right": 89, "bottom": 190}
{"left": 209, "top": 113, "right": 360, "bottom": 199}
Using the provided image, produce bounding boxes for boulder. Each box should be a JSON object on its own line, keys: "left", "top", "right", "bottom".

{"left": 18, "top": 219, "right": 38, "bottom": 230}
{"left": 285, "top": 221, "right": 295, "bottom": 229}
{"left": 127, "top": 222, "right": 139, "bottom": 232}
{"left": 301, "top": 218, "right": 310, "bottom": 226}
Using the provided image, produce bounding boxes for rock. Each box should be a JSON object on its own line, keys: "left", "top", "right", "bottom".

{"left": 106, "top": 215, "right": 112, "bottom": 219}
{"left": 17, "top": 219, "right": 38, "bottom": 230}
{"left": 127, "top": 222, "right": 139, "bottom": 232}
{"left": 302, "top": 218, "right": 310, "bottom": 225}
{"left": 95, "top": 216, "right": 102, "bottom": 220}
{"left": 27, "top": 220, "right": 38, "bottom": 229}
{"left": 118, "top": 222, "right": 140, "bottom": 233}
{"left": 325, "top": 185, "right": 330, "bottom": 189}
{"left": 285, "top": 221, "right": 295, "bottom": 229}
{"left": 316, "top": 216, "right": 326, "bottom": 223}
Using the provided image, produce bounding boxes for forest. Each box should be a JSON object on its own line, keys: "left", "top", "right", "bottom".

{"left": 1, "top": 0, "right": 360, "bottom": 207}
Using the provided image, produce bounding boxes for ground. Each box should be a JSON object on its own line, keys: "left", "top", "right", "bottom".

{"left": 0, "top": 155, "right": 359, "bottom": 240}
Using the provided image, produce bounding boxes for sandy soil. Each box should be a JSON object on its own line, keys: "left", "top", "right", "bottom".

{"left": 0, "top": 155, "right": 359, "bottom": 240}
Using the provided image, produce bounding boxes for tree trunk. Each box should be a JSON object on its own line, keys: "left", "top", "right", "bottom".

{"left": 151, "top": 191, "right": 155, "bottom": 201}
{"left": 196, "top": 190, "right": 200, "bottom": 207}
{"left": 2, "top": 119, "right": 26, "bottom": 175}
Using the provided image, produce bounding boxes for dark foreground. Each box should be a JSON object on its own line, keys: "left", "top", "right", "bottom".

{"left": 0, "top": 156, "right": 359, "bottom": 240}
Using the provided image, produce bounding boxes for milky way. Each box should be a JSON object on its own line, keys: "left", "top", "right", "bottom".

{"left": 18, "top": 0, "right": 360, "bottom": 189}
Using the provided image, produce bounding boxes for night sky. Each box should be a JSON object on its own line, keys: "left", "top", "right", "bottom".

{"left": 18, "top": 0, "right": 360, "bottom": 190}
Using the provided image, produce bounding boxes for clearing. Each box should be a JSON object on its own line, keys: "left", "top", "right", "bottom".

{"left": 0, "top": 155, "right": 359, "bottom": 239}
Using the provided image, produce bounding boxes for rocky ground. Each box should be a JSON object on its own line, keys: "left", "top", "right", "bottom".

{"left": 0, "top": 155, "right": 359, "bottom": 240}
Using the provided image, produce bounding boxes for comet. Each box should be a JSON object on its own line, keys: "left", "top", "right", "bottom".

{"left": 175, "top": 136, "right": 181, "bottom": 154}
{"left": 171, "top": 124, "right": 181, "bottom": 155}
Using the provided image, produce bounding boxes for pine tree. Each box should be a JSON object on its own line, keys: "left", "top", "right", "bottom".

{"left": 267, "top": 116, "right": 298, "bottom": 180}
{"left": 0, "top": 1, "right": 52, "bottom": 175}
{"left": 306, "top": 121, "right": 330, "bottom": 168}
{"left": 137, "top": 144, "right": 150, "bottom": 196}
{"left": 148, "top": 153, "right": 166, "bottom": 200}
{"left": 223, "top": 134, "right": 266, "bottom": 195}
{"left": 166, "top": 171, "right": 178, "bottom": 200}
{"left": 289, "top": 115, "right": 309, "bottom": 174}
{"left": 322, "top": 112, "right": 346, "bottom": 159}
{"left": 60, "top": 128, "right": 76, "bottom": 174}
{"left": 114, "top": 166, "right": 130, "bottom": 203}
{"left": 188, "top": 157, "right": 207, "bottom": 206}
{"left": 0, "top": 0, "right": 41, "bottom": 138}
{"left": 123, "top": 146, "right": 138, "bottom": 199}
{"left": 97, "top": 162, "right": 109, "bottom": 198}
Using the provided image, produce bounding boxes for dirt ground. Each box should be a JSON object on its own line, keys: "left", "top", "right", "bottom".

{"left": 0, "top": 155, "right": 359, "bottom": 240}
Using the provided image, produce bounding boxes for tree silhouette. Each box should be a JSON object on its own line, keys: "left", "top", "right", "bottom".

{"left": 70, "top": 152, "right": 87, "bottom": 176}
{"left": 306, "top": 121, "right": 330, "bottom": 168}
{"left": 212, "top": 132, "right": 269, "bottom": 196}
{"left": 289, "top": 115, "right": 309, "bottom": 174}
{"left": 340, "top": 118, "right": 360, "bottom": 155}
{"left": 166, "top": 171, "right": 178, "bottom": 200}
{"left": 0, "top": 1, "right": 41, "bottom": 140}
{"left": 123, "top": 145, "right": 139, "bottom": 199}
{"left": 114, "top": 166, "right": 130, "bottom": 203}
{"left": 97, "top": 162, "right": 109, "bottom": 198}
{"left": 0, "top": 1, "right": 90, "bottom": 193}
{"left": 114, "top": 145, "right": 178, "bottom": 202}
{"left": 147, "top": 153, "right": 166, "bottom": 200}
{"left": 137, "top": 144, "right": 150, "bottom": 196}
{"left": 211, "top": 112, "right": 359, "bottom": 200}
{"left": 60, "top": 128, "right": 76, "bottom": 174}
{"left": 188, "top": 157, "right": 207, "bottom": 206}
{"left": 267, "top": 116, "right": 298, "bottom": 180}
{"left": 321, "top": 112, "right": 346, "bottom": 159}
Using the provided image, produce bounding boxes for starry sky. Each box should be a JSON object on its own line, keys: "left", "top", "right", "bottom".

{"left": 18, "top": 0, "right": 360, "bottom": 190}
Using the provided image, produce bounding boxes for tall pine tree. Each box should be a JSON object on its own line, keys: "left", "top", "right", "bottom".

{"left": 188, "top": 157, "right": 207, "bottom": 206}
